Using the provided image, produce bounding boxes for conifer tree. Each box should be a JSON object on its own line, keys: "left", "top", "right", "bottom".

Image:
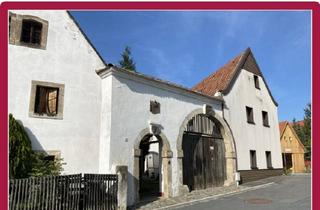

{"left": 303, "top": 103, "right": 311, "bottom": 160}
{"left": 119, "top": 46, "right": 136, "bottom": 71}
{"left": 9, "top": 114, "right": 33, "bottom": 178}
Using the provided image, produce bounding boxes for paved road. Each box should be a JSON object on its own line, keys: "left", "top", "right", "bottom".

{"left": 174, "top": 174, "right": 311, "bottom": 210}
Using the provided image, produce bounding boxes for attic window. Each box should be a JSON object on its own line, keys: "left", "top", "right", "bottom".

{"left": 9, "top": 12, "right": 48, "bottom": 49}
{"left": 254, "top": 75, "right": 260, "bottom": 89}
{"left": 246, "top": 106, "right": 254, "bottom": 124}
{"left": 21, "top": 19, "right": 42, "bottom": 45}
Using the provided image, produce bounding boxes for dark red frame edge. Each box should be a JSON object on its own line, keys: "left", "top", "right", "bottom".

{"left": 0, "top": 1, "right": 318, "bottom": 210}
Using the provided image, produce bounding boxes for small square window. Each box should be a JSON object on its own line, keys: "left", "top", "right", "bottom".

{"left": 266, "top": 151, "right": 272, "bottom": 169}
{"left": 34, "top": 86, "right": 59, "bottom": 116}
{"left": 262, "top": 111, "right": 269, "bottom": 127}
{"left": 246, "top": 106, "right": 254, "bottom": 124}
{"left": 9, "top": 12, "right": 48, "bottom": 49}
{"left": 43, "top": 155, "right": 55, "bottom": 162}
{"left": 21, "top": 19, "right": 42, "bottom": 45}
{"left": 250, "top": 150, "right": 258, "bottom": 169}
{"left": 29, "top": 81, "right": 64, "bottom": 119}
{"left": 254, "top": 75, "right": 260, "bottom": 89}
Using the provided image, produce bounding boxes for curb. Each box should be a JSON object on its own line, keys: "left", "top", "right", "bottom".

{"left": 153, "top": 182, "right": 275, "bottom": 210}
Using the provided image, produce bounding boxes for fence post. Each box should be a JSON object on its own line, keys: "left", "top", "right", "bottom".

{"left": 116, "top": 165, "right": 128, "bottom": 210}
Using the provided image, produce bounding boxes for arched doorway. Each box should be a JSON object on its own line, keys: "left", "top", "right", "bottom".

{"left": 139, "top": 135, "right": 161, "bottom": 198}
{"left": 182, "top": 114, "right": 226, "bottom": 191}
{"left": 133, "top": 128, "right": 172, "bottom": 203}
{"left": 176, "top": 108, "right": 237, "bottom": 195}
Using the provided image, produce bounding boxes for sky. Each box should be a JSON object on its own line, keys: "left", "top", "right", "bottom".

{"left": 71, "top": 11, "right": 311, "bottom": 122}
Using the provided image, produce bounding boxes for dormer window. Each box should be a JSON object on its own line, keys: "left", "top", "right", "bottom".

{"left": 254, "top": 75, "right": 260, "bottom": 89}
{"left": 21, "top": 19, "right": 42, "bottom": 45}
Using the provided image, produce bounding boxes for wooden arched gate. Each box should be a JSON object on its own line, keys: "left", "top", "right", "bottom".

{"left": 182, "top": 114, "right": 226, "bottom": 191}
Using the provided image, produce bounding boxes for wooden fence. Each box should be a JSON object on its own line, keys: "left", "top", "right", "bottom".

{"left": 82, "top": 174, "right": 118, "bottom": 210}
{"left": 9, "top": 173, "right": 118, "bottom": 210}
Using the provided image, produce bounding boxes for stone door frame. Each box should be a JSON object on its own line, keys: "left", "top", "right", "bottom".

{"left": 176, "top": 108, "right": 238, "bottom": 195}
{"left": 133, "top": 128, "right": 173, "bottom": 203}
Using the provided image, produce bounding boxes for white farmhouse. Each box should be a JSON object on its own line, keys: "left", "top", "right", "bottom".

{"left": 8, "top": 10, "right": 283, "bottom": 207}
{"left": 192, "top": 49, "right": 283, "bottom": 183}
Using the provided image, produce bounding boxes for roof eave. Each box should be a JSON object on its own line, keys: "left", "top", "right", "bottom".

{"left": 96, "top": 66, "right": 225, "bottom": 103}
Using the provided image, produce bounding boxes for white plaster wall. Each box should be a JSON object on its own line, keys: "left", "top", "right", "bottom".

{"left": 8, "top": 10, "right": 106, "bottom": 174}
{"left": 100, "top": 72, "right": 223, "bottom": 205}
{"left": 99, "top": 76, "right": 113, "bottom": 173}
{"left": 223, "top": 69, "right": 283, "bottom": 170}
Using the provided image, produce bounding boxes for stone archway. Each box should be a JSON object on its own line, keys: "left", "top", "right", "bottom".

{"left": 176, "top": 108, "right": 237, "bottom": 195}
{"left": 133, "top": 128, "right": 173, "bottom": 203}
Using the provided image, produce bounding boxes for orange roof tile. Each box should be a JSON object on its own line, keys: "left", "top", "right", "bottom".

{"left": 191, "top": 48, "right": 278, "bottom": 106}
{"left": 192, "top": 53, "right": 243, "bottom": 96}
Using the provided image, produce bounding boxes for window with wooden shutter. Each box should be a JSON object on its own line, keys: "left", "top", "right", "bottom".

{"left": 47, "top": 88, "right": 59, "bottom": 115}
{"left": 34, "top": 86, "right": 59, "bottom": 116}
{"left": 29, "top": 81, "right": 64, "bottom": 119}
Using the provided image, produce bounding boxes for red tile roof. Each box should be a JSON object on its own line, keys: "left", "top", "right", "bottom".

{"left": 192, "top": 53, "right": 243, "bottom": 96}
{"left": 191, "top": 47, "right": 278, "bottom": 106}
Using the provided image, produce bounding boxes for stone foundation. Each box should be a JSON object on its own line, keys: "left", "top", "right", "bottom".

{"left": 239, "top": 168, "right": 283, "bottom": 184}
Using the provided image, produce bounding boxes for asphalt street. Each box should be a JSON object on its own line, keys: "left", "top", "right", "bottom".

{"left": 174, "top": 174, "right": 311, "bottom": 210}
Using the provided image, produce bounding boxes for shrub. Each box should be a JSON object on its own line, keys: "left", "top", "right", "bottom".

{"left": 9, "top": 114, "right": 64, "bottom": 178}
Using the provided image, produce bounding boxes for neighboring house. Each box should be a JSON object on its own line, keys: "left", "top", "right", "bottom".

{"left": 9, "top": 10, "right": 283, "bottom": 207}
{"left": 279, "top": 121, "right": 306, "bottom": 173}
{"left": 193, "top": 48, "right": 283, "bottom": 183}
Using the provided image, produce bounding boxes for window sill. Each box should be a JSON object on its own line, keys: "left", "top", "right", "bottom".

{"left": 29, "top": 113, "right": 63, "bottom": 120}
{"left": 14, "top": 41, "right": 46, "bottom": 50}
{"left": 247, "top": 121, "right": 255, "bottom": 125}
{"left": 251, "top": 167, "right": 259, "bottom": 170}
{"left": 263, "top": 124, "right": 270, "bottom": 127}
